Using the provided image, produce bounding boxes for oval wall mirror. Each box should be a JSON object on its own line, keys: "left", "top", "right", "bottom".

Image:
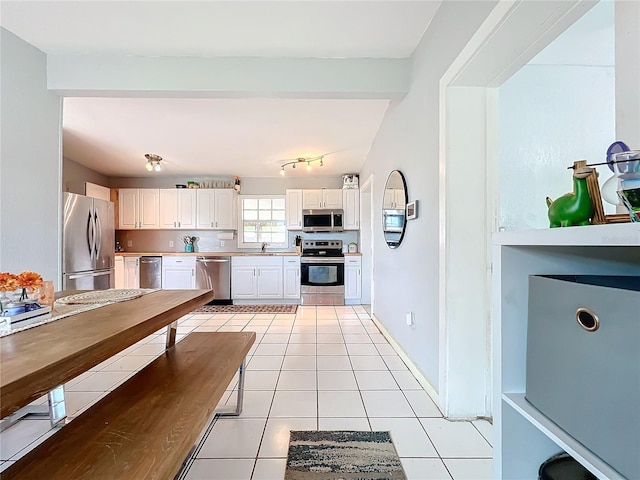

{"left": 382, "top": 170, "right": 407, "bottom": 249}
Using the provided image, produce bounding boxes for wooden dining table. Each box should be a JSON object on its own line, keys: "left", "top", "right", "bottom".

{"left": 0, "top": 289, "right": 213, "bottom": 420}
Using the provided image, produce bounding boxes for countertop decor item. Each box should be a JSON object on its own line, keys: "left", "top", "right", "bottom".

{"left": 546, "top": 164, "right": 594, "bottom": 227}
{"left": 182, "top": 235, "right": 197, "bottom": 252}
{"left": 348, "top": 242, "right": 358, "bottom": 253}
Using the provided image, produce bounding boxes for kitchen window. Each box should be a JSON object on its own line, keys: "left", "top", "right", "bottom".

{"left": 237, "top": 196, "right": 287, "bottom": 248}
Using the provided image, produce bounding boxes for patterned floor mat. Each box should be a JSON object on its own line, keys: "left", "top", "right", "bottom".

{"left": 191, "top": 304, "right": 298, "bottom": 314}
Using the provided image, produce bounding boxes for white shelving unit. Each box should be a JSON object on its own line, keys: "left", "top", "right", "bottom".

{"left": 492, "top": 223, "right": 640, "bottom": 480}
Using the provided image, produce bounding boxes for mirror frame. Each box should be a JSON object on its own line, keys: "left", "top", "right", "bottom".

{"left": 382, "top": 170, "right": 408, "bottom": 249}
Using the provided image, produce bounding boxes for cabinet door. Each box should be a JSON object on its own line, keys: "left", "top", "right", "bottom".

{"left": 286, "top": 189, "right": 303, "bottom": 230}
{"left": 196, "top": 190, "right": 215, "bottom": 229}
{"left": 124, "top": 257, "right": 140, "bottom": 289}
{"left": 177, "top": 189, "right": 197, "bottom": 229}
{"left": 257, "top": 266, "right": 283, "bottom": 298}
{"left": 214, "top": 189, "right": 236, "bottom": 230}
{"left": 283, "top": 264, "right": 301, "bottom": 299}
{"left": 139, "top": 189, "right": 160, "bottom": 229}
{"left": 114, "top": 256, "right": 125, "bottom": 288}
{"left": 344, "top": 265, "right": 362, "bottom": 300}
{"left": 162, "top": 267, "right": 194, "bottom": 289}
{"left": 383, "top": 189, "right": 395, "bottom": 209}
{"left": 231, "top": 266, "right": 257, "bottom": 299}
{"left": 342, "top": 190, "right": 360, "bottom": 230}
{"left": 118, "top": 189, "right": 138, "bottom": 229}
{"left": 323, "top": 189, "right": 343, "bottom": 209}
{"left": 302, "top": 189, "right": 323, "bottom": 209}
{"left": 394, "top": 189, "right": 406, "bottom": 209}
{"left": 159, "top": 189, "right": 178, "bottom": 229}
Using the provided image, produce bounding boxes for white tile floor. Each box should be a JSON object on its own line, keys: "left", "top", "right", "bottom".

{"left": 0, "top": 305, "right": 493, "bottom": 479}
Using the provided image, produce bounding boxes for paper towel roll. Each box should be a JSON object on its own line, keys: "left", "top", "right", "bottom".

{"left": 217, "top": 232, "right": 234, "bottom": 240}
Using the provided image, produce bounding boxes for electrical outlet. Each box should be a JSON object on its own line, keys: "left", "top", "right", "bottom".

{"left": 169, "top": 240, "right": 174, "bottom": 248}
{"left": 127, "top": 240, "right": 133, "bottom": 248}
{"left": 406, "top": 312, "right": 414, "bottom": 326}
{"left": 220, "top": 240, "right": 225, "bottom": 247}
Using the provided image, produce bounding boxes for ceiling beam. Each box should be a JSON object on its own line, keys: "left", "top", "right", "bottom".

{"left": 47, "top": 55, "right": 410, "bottom": 100}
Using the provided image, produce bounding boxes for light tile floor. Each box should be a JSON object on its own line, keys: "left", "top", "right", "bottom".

{"left": 0, "top": 305, "right": 493, "bottom": 479}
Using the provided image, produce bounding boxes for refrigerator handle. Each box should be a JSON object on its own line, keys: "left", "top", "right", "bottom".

{"left": 68, "top": 271, "right": 112, "bottom": 279}
{"left": 94, "top": 210, "right": 102, "bottom": 259}
{"left": 87, "top": 211, "right": 94, "bottom": 260}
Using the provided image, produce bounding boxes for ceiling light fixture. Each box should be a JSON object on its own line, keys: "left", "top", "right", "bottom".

{"left": 145, "top": 153, "right": 162, "bottom": 173}
{"left": 280, "top": 155, "right": 324, "bottom": 175}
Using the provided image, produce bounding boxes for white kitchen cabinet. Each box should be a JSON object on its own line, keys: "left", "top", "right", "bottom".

{"left": 114, "top": 256, "right": 125, "bottom": 288}
{"left": 231, "top": 256, "right": 284, "bottom": 299}
{"left": 124, "top": 256, "right": 140, "bottom": 288}
{"left": 285, "top": 189, "right": 303, "bottom": 230}
{"left": 283, "top": 256, "right": 301, "bottom": 299}
{"left": 383, "top": 188, "right": 406, "bottom": 209}
{"left": 162, "top": 256, "right": 196, "bottom": 289}
{"left": 159, "top": 189, "right": 197, "bottom": 229}
{"left": 118, "top": 188, "right": 160, "bottom": 229}
{"left": 342, "top": 189, "right": 360, "bottom": 230}
{"left": 196, "top": 189, "right": 237, "bottom": 230}
{"left": 344, "top": 256, "right": 362, "bottom": 303}
{"left": 302, "top": 189, "right": 343, "bottom": 209}
{"left": 493, "top": 224, "right": 640, "bottom": 480}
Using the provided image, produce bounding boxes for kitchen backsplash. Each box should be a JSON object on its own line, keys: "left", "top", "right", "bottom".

{"left": 115, "top": 230, "right": 359, "bottom": 254}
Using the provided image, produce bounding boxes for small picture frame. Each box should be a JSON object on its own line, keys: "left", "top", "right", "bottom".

{"left": 406, "top": 200, "right": 418, "bottom": 220}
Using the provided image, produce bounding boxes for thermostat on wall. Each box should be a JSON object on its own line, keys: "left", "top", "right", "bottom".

{"left": 406, "top": 201, "right": 418, "bottom": 220}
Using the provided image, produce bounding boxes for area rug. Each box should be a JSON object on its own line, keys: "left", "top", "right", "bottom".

{"left": 285, "top": 431, "right": 407, "bottom": 480}
{"left": 191, "top": 304, "right": 297, "bottom": 314}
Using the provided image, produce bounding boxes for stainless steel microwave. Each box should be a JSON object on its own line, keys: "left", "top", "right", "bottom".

{"left": 302, "top": 209, "right": 344, "bottom": 232}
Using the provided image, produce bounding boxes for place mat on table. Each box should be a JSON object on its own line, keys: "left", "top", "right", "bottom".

{"left": 56, "top": 289, "right": 156, "bottom": 305}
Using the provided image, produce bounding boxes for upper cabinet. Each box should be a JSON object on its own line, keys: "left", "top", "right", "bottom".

{"left": 159, "top": 189, "right": 197, "bottom": 229}
{"left": 383, "top": 188, "right": 406, "bottom": 209}
{"left": 118, "top": 188, "right": 159, "bottom": 229}
{"left": 286, "top": 189, "right": 303, "bottom": 230}
{"left": 303, "top": 189, "right": 343, "bottom": 209}
{"left": 342, "top": 189, "right": 360, "bottom": 230}
{"left": 196, "top": 189, "right": 237, "bottom": 230}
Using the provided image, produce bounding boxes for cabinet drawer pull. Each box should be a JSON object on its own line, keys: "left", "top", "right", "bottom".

{"left": 576, "top": 307, "right": 599, "bottom": 332}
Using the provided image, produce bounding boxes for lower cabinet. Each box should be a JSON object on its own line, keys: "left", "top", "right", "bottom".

{"left": 162, "top": 256, "right": 196, "bottom": 289}
{"left": 115, "top": 256, "right": 140, "bottom": 289}
{"left": 232, "top": 256, "right": 299, "bottom": 300}
{"left": 283, "top": 257, "right": 301, "bottom": 299}
{"left": 344, "top": 256, "right": 362, "bottom": 304}
{"left": 124, "top": 257, "right": 141, "bottom": 289}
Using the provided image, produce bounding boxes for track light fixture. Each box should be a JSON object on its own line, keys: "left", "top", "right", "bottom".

{"left": 279, "top": 155, "right": 325, "bottom": 175}
{"left": 145, "top": 153, "right": 162, "bottom": 172}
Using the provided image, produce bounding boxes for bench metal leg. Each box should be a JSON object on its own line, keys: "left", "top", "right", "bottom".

{"left": 217, "top": 359, "right": 246, "bottom": 417}
{"left": 0, "top": 385, "right": 66, "bottom": 432}
{"left": 166, "top": 320, "right": 178, "bottom": 349}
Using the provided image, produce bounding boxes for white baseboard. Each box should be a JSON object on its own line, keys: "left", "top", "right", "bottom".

{"left": 370, "top": 314, "right": 440, "bottom": 407}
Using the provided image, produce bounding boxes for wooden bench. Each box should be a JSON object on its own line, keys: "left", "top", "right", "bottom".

{"left": 2, "top": 331, "right": 255, "bottom": 480}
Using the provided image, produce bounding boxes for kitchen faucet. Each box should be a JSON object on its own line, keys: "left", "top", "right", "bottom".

{"left": 261, "top": 242, "right": 268, "bottom": 253}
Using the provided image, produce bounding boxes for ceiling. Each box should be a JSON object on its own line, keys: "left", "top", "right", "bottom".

{"left": 1, "top": 1, "right": 442, "bottom": 178}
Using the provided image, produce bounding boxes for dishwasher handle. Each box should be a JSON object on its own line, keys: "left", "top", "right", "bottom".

{"left": 197, "top": 258, "right": 229, "bottom": 263}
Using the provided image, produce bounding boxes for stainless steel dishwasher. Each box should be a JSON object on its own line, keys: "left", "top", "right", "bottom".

{"left": 196, "top": 256, "right": 231, "bottom": 304}
{"left": 140, "top": 256, "right": 162, "bottom": 289}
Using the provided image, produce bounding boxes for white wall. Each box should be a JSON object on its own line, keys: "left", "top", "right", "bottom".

{"left": 359, "top": 1, "right": 498, "bottom": 388}
{"left": 0, "top": 28, "right": 62, "bottom": 285}
{"left": 498, "top": 1, "right": 616, "bottom": 231}
{"left": 63, "top": 157, "right": 110, "bottom": 195}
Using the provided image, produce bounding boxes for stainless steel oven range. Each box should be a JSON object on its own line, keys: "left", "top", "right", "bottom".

{"left": 300, "top": 239, "right": 344, "bottom": 305}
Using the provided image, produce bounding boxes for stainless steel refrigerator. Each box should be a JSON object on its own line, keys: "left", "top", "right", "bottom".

{"left": 63, "top": 192, "right": 115, "bottom": 290}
